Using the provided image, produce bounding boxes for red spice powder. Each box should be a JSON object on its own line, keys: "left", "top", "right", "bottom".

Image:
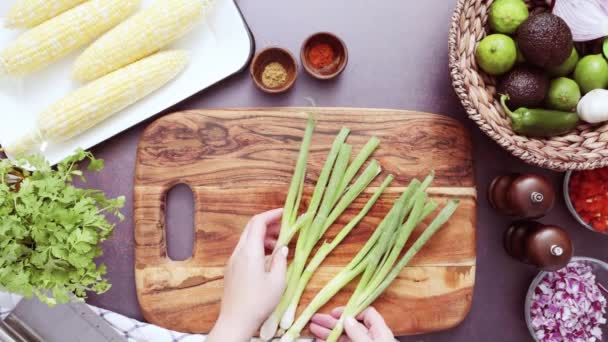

{"left": 569, "top": 168, "right": 608, "bottom": 232}
{"left": 308, "top": 43, "right": 335, "bottom": 69}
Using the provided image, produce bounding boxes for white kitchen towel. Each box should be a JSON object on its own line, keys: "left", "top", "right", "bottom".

{"left": 0, "top": 291, "right": 311, "bottom": 342}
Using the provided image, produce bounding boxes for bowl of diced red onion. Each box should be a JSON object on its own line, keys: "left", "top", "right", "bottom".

{"left": 525, "top": 257, "right": 608, "bottom": 342}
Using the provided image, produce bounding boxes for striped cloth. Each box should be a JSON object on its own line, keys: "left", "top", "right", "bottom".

{"left": 0, "top": 291, "right": 311, "bottom": 341}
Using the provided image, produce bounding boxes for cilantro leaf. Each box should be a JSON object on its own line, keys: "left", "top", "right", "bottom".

{"left": 0, "top": 151, "right": 123, "bottom": 306}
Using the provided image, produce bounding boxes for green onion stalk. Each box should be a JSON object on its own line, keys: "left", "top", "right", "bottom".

{"left": 279, "top": 173, "right": 433, "bottom": 330}
{"left": 279, "top": 174, "right": 393, "bottom": 329}
{"left": 279, "top": 186, "right": 411, "bottom": 342}
{"left": 276, "top": 145, "right": 383, "bottom": 331}
{"left": 276, "top": 115, "right": 316, "bottom": 249}
{"left": 325, "top": 200, "right": 460, "bottom": 342}
{"left": 261, "top": 127, "right": 351, "bottom": 340}
{"left": 273, "top": 155, "right": 381, "bottom": 334}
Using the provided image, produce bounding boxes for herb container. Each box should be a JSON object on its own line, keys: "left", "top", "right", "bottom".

{"left": 301, "top": 32, "right": 348, "bottom": 80}
{"left": 525, "top": 257, "right": 608, "bottom": 342}
{"left": 250, "top": 47, "right": 298, "bottom": 94}
{"left": 564, "top": 170, "right": 608, "bottom": 235}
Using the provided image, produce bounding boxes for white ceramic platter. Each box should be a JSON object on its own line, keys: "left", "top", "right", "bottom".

{"left": 0, "top": 0, "right": 253, "bottom": 165}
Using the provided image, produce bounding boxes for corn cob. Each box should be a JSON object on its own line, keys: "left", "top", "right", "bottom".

{"left": 73, "top": 0, "right": 213, "bottom": 83}
{"left": 5, "top": 0, "right": 89, "bottom": 29}
{"left": 0, "top": 0, "right": 140, "bottom": 77}
{"left": 5, "top": 50, "right": 189, "bottom": 156}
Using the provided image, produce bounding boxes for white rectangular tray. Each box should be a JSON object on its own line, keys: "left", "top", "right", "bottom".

{"left": 0, "top": 0, "right": 253, "bottom": 165}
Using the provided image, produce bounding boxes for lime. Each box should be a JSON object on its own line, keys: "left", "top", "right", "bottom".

{"left": 476, "top": 34, "right": 517, "bottom": 75}
{"left": 574, "top": 54, "right": 608, "bottom": 93}
{"left": 546, "top": 77, "right": 581, "bottom": 111}
{"left": 604, "top": 37, "right": 608, "bottom": 60}
{"left": 548, "top": 47, "right": 579, "bottom": 77}
{"left": 489, "top": 0, "right": 529, "bottom": 34}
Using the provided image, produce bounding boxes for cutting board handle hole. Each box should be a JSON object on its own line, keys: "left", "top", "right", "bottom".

{"left": 166, "top": 183, "right": 195, "bottom": 261}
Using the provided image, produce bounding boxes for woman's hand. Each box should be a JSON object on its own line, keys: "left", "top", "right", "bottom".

{"left": 208, "top": 208, "right": 288, "bottom": 342}
{"left": 310, "top": 307, "right": 395, "bottom": 342}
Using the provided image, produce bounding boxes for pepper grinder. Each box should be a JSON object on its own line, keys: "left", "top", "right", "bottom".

{"left": 504, "top": 221, "right": 573, "bottom": 271}
{"left": 488, "top": 173, "right": 555, "bottom": 218}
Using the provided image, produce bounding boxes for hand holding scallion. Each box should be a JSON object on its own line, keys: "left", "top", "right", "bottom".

{"left": 207, "top": 208, "right": 288, "bottom": 342}
{"left": 310, "top": 307, "right": 395, "bottom": 342}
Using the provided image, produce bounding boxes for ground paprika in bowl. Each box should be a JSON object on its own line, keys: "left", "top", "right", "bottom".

{"left": 301, "top": 32, "right": 348, "bottom": 80}
{"left": 564, "top": 169, "right": 608, "bottom": 234}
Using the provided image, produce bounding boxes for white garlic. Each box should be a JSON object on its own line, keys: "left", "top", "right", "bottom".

{"left": 577, "top": 89, "right": 608, "bottom": 124}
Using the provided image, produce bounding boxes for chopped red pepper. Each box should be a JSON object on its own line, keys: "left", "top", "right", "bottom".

{"left": 569, "top": 168, "right": 608, "bottom": 232}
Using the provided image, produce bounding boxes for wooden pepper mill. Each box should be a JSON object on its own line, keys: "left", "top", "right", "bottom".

{"left": 488, "top": 173, "right": 555, "bottom": 218}
{"left": 504, "top": 221, "right": 573, "bottom": 271}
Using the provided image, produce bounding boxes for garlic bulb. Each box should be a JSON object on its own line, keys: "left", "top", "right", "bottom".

{"left": 577, "top": 89, "right": 608, "bottom": 124}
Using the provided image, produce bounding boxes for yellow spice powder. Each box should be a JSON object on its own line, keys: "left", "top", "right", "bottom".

{"left": 261, "top": 62, "right": 288, "bottom": 88}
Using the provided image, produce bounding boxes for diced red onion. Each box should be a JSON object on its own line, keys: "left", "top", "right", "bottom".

{"left": 552, "top": 0, "right": 608, "bottom": 42}
{"left": 531, "top": 261, "right": 607, "bottom": 342}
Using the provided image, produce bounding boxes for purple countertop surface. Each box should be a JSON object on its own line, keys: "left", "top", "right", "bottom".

{"left": 84, "top": 0, "right": 606, "bottom": 340}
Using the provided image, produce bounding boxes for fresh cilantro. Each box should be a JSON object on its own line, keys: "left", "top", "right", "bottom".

{"left": 0, "top": 149, "right": 124, "bottom": 306}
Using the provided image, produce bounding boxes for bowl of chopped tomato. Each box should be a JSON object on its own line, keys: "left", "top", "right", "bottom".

{"left": 564, "top": 169, "right": 608, "bottom": 235}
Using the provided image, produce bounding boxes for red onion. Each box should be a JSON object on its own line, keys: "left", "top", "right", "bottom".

{"left": 531, "top": 261, "right": 607, "bottom": 342}
{"left": 552, "top": 0, "right": 608, "bottom": 42}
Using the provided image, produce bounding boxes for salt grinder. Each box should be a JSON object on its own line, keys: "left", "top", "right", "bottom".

{"left": 504, "top": 221, "right": 573, "bottom": 271}
{"left": 488, "top": 173, "right": 555, "bottom": 218}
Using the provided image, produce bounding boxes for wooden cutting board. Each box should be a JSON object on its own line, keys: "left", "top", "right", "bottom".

{"left": 134, "top": 108, "right": 477, "bottom": 336}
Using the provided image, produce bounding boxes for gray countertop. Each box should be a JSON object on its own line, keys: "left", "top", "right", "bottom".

{"left": 85, "top": 0, "right": 607, "bottom": 340}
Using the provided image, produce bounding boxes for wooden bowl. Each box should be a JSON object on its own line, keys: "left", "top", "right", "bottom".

{"left": 301, "top": 32, "right": 348, "bottom": 80}
{"left": 250, "top": 47, "right": 298, "bottom": 93}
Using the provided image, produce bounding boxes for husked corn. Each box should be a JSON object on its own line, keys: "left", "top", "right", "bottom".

{"left": 5, "top": 0, "right": 89, "bottom": 28}
{"left": 0, "top": 0, "right": 140, "bottom": 76}
{"left": 73, "top": 0, "right": 212, "bottom": 82}
{"left": 5, "top": 50, "right": 189, "bottom": 156}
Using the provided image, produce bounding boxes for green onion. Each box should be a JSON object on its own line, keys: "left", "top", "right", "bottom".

{"left": 279, "top": 175, "right": 394, "bottom": 329}
{"left": 277, "top": 115, "right": 315, "bottom": 247}
{"left": 325, "top": 200, "right": 460, "bottom": 342}
{"left": 260, "top": 127, "right": 350, "bottom": 340}
{"left": 278, "top": 159, "right": 382, "bottom": 330}
{"left": 279, "top": 188, "right": 408, "bottom": 342}
{"left": 335, "top": 137, "right": 380, "bottom": 201}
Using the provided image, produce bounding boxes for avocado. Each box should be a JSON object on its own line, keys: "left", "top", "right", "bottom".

{"left": 498, "top": 66, "right": 549, "bottom": 108}
{"left": 516, "top": 13, "right": 573, "bottom": 68}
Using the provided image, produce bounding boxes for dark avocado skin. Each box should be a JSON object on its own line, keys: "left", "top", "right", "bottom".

{"left": 498, "top": 66, "right": 549, "bottom": 108}
{"left": 516, "top": 13, "right": 573, "bottom": 68}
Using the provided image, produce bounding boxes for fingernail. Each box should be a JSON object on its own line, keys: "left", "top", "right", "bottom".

{"left": 345, "top": 316, "right": 356, "bottom": 327}
{"left": 281, "top": 246, "right": 289, "bottom": 257}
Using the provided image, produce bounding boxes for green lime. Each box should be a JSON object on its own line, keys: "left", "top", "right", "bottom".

{"left": 476, "top": 34, "right": 517, "bottom": 75}
{"left": 603, "top": 37, "right": 608, "bottom": 60}
{"left": 489, "top": 0, "right": 529, "bottom": 34}
{"left": 574, "top": 54, "right": 608, "bottom": 93}
{"left": 548, "top": 47, "right": 579, "bottom": 77}
{"left": 546, "top": 77, "right": 581, "bottom": 111}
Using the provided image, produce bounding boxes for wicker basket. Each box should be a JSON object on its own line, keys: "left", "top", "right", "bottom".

{"left": 448, "top": 0, "right": 608, "bottom": 171}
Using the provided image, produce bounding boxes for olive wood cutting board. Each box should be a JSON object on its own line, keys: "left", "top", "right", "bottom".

{"left": 134, "top": 108, "right": 477, "bottom": 336}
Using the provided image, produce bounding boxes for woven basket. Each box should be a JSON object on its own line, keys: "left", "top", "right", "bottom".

{"left": 448, "top": 0, "right": 608, "bottom": 171}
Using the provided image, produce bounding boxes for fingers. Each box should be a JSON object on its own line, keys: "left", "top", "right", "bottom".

{"left": 310, "top": 322, "right": 333, "bottom": 341}
{"left": 330, "top": 306, "right": 345, "bottom": 318}
{"left": 264, "top": 237, "right": 277, "bottom": 251}
{"left": 343, "top": 317, "right": 371, "bottom": 342}
{"left": 267, "top": 221, "right": 281, "bottom": 237}
{"left": 357, "top": 307, "right": 388, "bottom": 330}
{"left": 311, "top": 313, "right": 339, "bottom": 330}
{"left": 245, "top": 208, "right": 283, "bottom": 253}
{"left": 267, "top": 245, "right": 288, "bottom": 290}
